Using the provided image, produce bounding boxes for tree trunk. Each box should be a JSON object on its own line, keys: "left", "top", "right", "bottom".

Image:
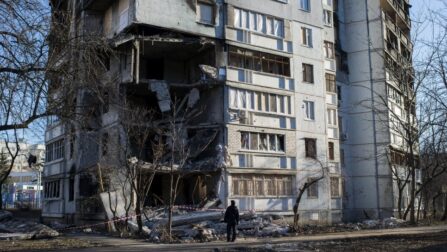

{"left": 410, "top": 168, "right": 416, "bottom": 224}
{"left": 442, "top": 193, "right": 447, "bottom": 221}
{"left": 135, "top": 197, "right": 143, "bottom": 234}
{"left": 167, "top": 171, "right": 174, "bottom": 242}
{"left": 0, "top": 185, "right": 3, "bottom": 209}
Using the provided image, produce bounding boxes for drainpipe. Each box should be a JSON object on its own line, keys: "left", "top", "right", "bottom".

{"left": 364, "top": 0, "right": 381, "bottom": 219}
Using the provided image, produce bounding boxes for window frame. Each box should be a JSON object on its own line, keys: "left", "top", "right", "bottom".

{"left": 305, "top": 138, "right": 317, "bottom": 159}
{"left": 302, "top": 63, "right": 314, "bottom": 83}
{"left": 301, "top": 27, "right": 313, "bottom": 47}
{"left": 304, "top": 100, "right": 315, "bottom": 120}
{"left": 300, "top": 0, "right": 311, "bottom": 12}
{"left": 197, "top": 1, "right": 215, "bottom": 25}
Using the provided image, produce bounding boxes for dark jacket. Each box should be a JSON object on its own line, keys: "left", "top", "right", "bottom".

{"left": 224, "top": 205, "right": 240, "bottom": 225}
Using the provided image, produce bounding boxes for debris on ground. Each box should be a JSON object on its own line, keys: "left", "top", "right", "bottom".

{"left": 0, "top": 210, "right": 59, "bottom": 240}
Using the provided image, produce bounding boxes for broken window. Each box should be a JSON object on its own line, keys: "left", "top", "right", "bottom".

{"left": 301, "top": 27, "right": 313, "bottom": 47}
{"left": 307, "top": 178, "right": 319, "bottom": 198}
{"left": 324, "top": 41, "right": 335, "bottom": 59}
{"left": 331, "top": 177, "right": 340, "bottom": 197}
{"left": 323, "top": 9, "right": 333, "bottom": 26}
{"left": 304, "top": 100, "right": 315, "bottom": 120}
{"left": 44, "top": 180, "right": 60, "bottom": 198}
{"left": 197, "top": 2, "right": 214, "bottom": 25}
{"left": 269, "top": 134, "right": 277, "bottom": 151}
{"left": 269, "top": 94, "right": 277, "bottom": 112}
{"left": 302, "top": 63, "right": 314, "bottom": 83}
{"left": 230, "top": 88, "right": 291, "bottom": 114}
{"left": 327, "top": 109, "right": 337, "bottom": 126}
{"left": 46, "top": 139, "right": 65, "bottom": 162}
{"left": 232, "top": 174, "right": 293, "bottom": 196}
{"left": 328, "top": 142, "right": 335, "bottom": 160}
{"left": 259, "top": 133, "right": 268, "bottom": 150}
{"left": 79, "top": 174, "right": 97, "bottom": 197}
{"left": 305, "top": 138, "right": 317, "bottom": 158}
{"left": 240, "top": 132, "right": 285, "bottom": 152}
{"left": 250, "top": 132, "right": 258, "bottom": 150}
{"left": 326, "top": 73, "right": 336, "bottom": 93}
{"left": 229, "top": 46, "right": 290, "bottom": 76}
{"left": 234, "top": 8, "right": 284, "bottom": 37}
{"left": 241, "top": 132, "right": 249, "bottom": 149}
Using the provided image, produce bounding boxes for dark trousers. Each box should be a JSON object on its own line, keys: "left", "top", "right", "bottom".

{"left": 226, "top": 223, "right": 236, "bottom": 242}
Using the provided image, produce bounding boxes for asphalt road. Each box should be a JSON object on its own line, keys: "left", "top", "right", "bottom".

{"left": 54, "top": 224, "right": 447, "bottom": 252}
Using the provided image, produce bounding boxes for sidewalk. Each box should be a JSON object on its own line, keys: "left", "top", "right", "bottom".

{"left": 68, "top": 224, "right": 447, "bottom": 251}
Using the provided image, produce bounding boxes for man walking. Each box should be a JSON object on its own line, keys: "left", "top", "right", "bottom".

{"left": 224, "top": 200, "right": 239, "bottom": 242}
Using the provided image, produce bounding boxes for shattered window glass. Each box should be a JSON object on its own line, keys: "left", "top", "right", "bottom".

{"left": 259, "top": 134, "right": 268, "bottom": 150}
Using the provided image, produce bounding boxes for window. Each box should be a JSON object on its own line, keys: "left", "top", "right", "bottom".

{"left": 326, "top": 73, "right": 336, "bottom": 92}
{"left": 232, "top": 174, "right": 293, "bottom": 196}
{"left": 240, "top": 132, "right": 285, "bottom": 152}
{"left": 300, "top": 0, "right": 311, "bottom": 11}
{"left": 301, "top": 27, "right": 313, "bottom": 47}
{"left": 302, "top": 63, "right": 314, "bottom": 83}
{"left": 197, "top": 2, "right": 214, "bottom": 25}
{"left": 229, "top": 46, "right": 291, "bottom": 76}
{"left": 327, "top": 109, "right": 337, "bottom": 126}
{"left": 44, "top": 180, "right": 60, "bottom": 199}
{"left": 233, "top": 8, "right": 284, "bottom": 37}
{"left": 307, "top": 178, "right": 319, "bottom": 198}
{"left": 328, "top": 142, "right": 335, "bottom": 160}
{"left": 46, "top": 139, "right": 65, "bottom": 162}
{"left": 304, "top": 101, "right": 315, "bottom": 120}
{"left": 229, "top": 88, "right": 292, "bottom": 115}
{"left": 323, "top": 10, "right": 333, "bottom": 26}
{"left": 330, "top": 177, "right": 340, "bottom": 197}
{"left": 305, "top": 138, "right": 317, "bottom": 158}
{"left": 324, "top": 41, "right": 335, "bottom": 59}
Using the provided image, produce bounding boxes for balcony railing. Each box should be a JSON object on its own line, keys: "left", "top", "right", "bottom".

{"left": 385, "top": 0, "right": 411, "bottom": 28}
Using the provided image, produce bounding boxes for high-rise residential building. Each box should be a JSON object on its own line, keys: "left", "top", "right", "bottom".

{"left": 335, "top": 0, "right": 416, "bottom": 221}
{"left": 43, "top": 0, "right": 413, "bottom": 225}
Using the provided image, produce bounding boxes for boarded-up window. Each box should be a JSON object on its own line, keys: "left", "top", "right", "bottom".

{"left": 305, "top": 138, "right": 317, "bottom": 158}
{"left": 307, "top": 178, "right": 319, "bottom": 198}
{"left": 331, "top": 177, "right": 340, "bottom": 197}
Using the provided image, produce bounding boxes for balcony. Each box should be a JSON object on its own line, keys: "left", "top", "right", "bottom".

{"left": 226, "top": 67, "right": 295, "bottom": 91}
{"left": 381, "top": 0, "right": 411, "bottom": 30}
{"left": 383, "top": 12, "right": 413, "bottom": 51}
{"left": 226, "top": 26, "right": 293, "bottom": 54}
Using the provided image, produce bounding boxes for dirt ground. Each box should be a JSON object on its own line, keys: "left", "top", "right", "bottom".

{"left": 221, "top": 231, "right": 447, "bottom": 252}
{"left": 0, "top": 237, "right": 103, "bottom": 251}
{"left": 0, "top": 231, "right": 446, "bottom": 251}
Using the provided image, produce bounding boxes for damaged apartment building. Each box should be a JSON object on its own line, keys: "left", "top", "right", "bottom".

{"left": 44, "top": 0, "right": 353, "bottom": 225}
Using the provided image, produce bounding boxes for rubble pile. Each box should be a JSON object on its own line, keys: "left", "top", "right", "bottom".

{"left": 141, "top": 208, "right": 290, "bottom": 242}
{"left": 0, "top": 210, "right": 59, "bottom": 240}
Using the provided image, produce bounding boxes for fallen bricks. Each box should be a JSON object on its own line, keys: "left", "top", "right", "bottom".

{"left": 0, "top": 210, "right": 59, "bottom": 240}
